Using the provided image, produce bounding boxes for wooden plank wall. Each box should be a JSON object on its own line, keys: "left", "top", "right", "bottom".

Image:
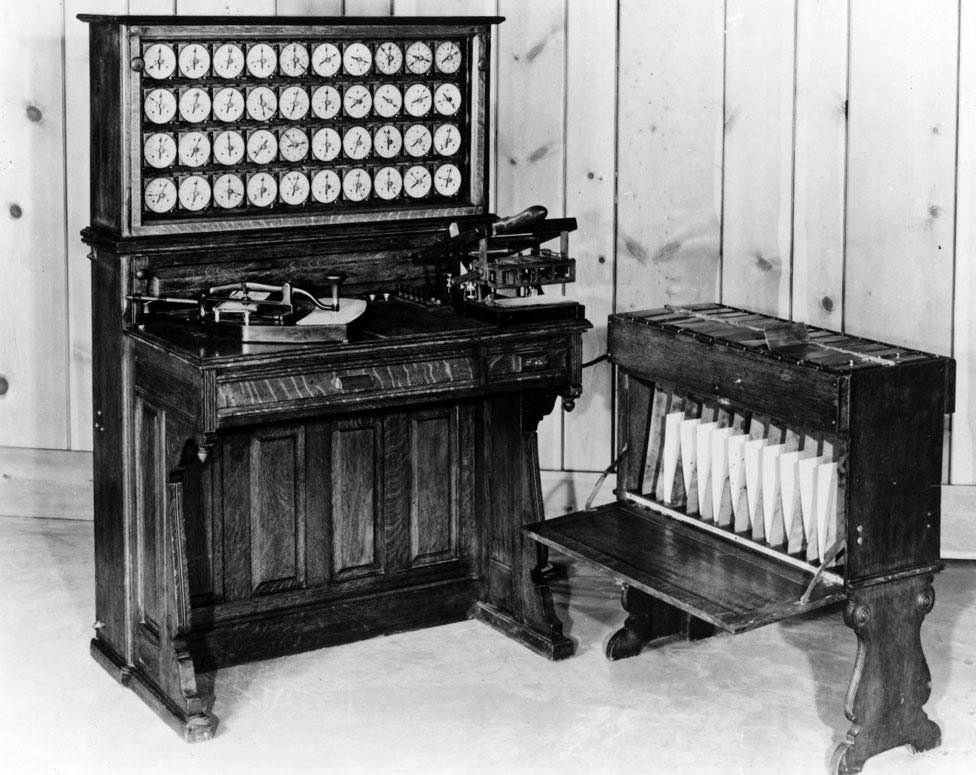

{"left": 2, "top": 1, "right": 974, "bottom": 494}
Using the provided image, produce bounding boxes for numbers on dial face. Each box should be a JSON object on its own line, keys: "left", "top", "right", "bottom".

{"left": 178, "top": 131, "right": 211, "bottom": 167}
{"left": 247, "top": 129, "right": 278, "bottom": 164}
{"left": 179, "top": 175, "right": 211, "bottom": 211}
{"left": 280, "top": 170, "right": 310, "bottom": 205}
{"left": 433, "top": 83, "right": 461, "bottom": 116}
{"left": 144, "top": 88, "right": 177, "bottom": 124}
{"left": 144, "top": 133, "right": 177, "bottom": 169}
{"left": 144, "top": 177, "right": 177, "bottom": 213}
{"left": 435, "top": 41, "right": 461, "bottom": 74}
{"left": 311, "top": 127, "right": 341, "bottom": 161}
{"left": 178, "top": 43, "right": 210, "bottom": 78}
{"left": 143, "top": 43, "right": 176, "bottom": 79}
{"left": 311, "top": 85, "right": 341, "bottom": 119}
{"left": 279, "top": 42, "right": 310, "bottom": 77}
{"left": 212, "top": 87, "right": 245, "bottom": 122}
{"left": 279, "top": 127, "right": 309, "bottom": 162}
{"left": 343, "top": 42, "right": 372, "bottom": 76}
{"left": 434, "top": 124, "right": 461, "bottom": 156}
{"left": 373, "top": 84, "right": 402, "bottom": 118}
{"left": 434, "top": 163, "right": 462, "bottom": 196}
{"left": 404, "top": 83, "right": 432, "bottom": 117}
{"left": 374, "top": 125, "right": 403, "bottom": 159}
{"left": 404, "top": 165, "right": 432, "bottom": 199}
{"left": 247, "top": 172, "right": 278, "bottom": 207}
{"left": 404, "top": 124, "right": 432, "bottom": 157}
{"left": 212, "top": 43, "right": 245, "bottom": 78}
{"left": 213, "top": 173, "right": 245, "bottom": 209}
{"left": 311, "top": 169, "right": 341, "bottom": 203}
{"left": 375, "top": 41, "right": 403, "bottom": 75}
{"left": 311, "top": 42, "right": 341, "bottom": 76}
{"left": 406, "top": 41, "right": 432, "bottom": 74}
{"left": 374, "top": 166, "right": 403, "bottom": 200}
{"left": 343, "top": 84, "right": 372, "bottom": 118}
{"left": 246, "top": 86, "right": 278, "bottom": 121}
{"left": 213, "top": 130, "right": 245, "bottom": 165}
{"left": 178, "top": 87, "right": 211, "bottom": 123}
{"left": 279, "top": 86, "right": 310, "bottom": 120}
{"left": 343, "top": 168, "right": 372, "bottom": 201}
{"left": 342, "top": 126, "right": 372, "bottom": 160}
{"left": 246, "top": 43, "right": 277, "bottom": 78}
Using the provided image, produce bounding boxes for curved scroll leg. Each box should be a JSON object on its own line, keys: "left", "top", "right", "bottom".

{"left": 832, "top": 574, "right": 941, "bottom": 775}
{"left": 607, "top": 585, "right": 716, "bottom": 660}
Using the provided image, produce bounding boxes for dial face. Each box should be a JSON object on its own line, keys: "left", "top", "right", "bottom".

{"left": 374, "top": 124, "right": 403, "bottom": 159}
{"left": 279, "top": 42, "right": 310, "bottom": 77}
{"left": 373, "top": 83, "right": 402, "bottom": 118}
{"left": 247, "top": 129, "right": 278, "bottom": 164}
{"left": 311, "top": 42, "right": 341, "bottom": 76}
{"left": 179, "top": 174, "right": 211, "bottom": 211}
{"left": 178, "top": 87, "right": 211, "bottom": 123}
{"left": 247, "top": 43, "right": 277, "bottom": 77}
{"left": 178, "top": 131, "right": 211, "bottom": 167}
{"left": 144, "top": 177, "right": 177, "bottom": 213}
{"left": 212, "top": 43, "right": 245, "bottom": 78}
{"left": 404, "top": 165, "right": 432, "bottom": 199}
{"left": 143, "top": 43, "right": 176, "bottom": 80}
{"left": 375, "top": 41, "right": 403, "bottom": 75}
{"left": 280, "top": 170, "right": 310, "bottom": 205}
{"left": 433, "top": 123, "right": 462, "bottom": 156}
{"left": 213, "top": 130, "right": 245, "bottom": 165}
{"left": 279, "top": 127, "right": 309, "bottom": 162}
{"left": 247, "top": 172, "right": 278, "bottom": 207}
{"left": 246, "top": 86, "right": 278, "bottom": 121}
{"left": 212, "top": 87, "right": 245, "bottom": 122}
{"left": 404, "top": 83, "right": 432, "bottom": 117}
{"left": 342, "top": 125, "right": 372, "bottom": 160}
{"left": 404, "top": 124, "right": 432, "bottom": 157}
{"left": 405, "top": 41, "right": 433, "bottom": 74}
{"left": 343, "top": 84, "right": 372, "bottom": 118}
{"left": 311, "top": 127, "right": 341, "bottom": 161}
{"left": 434, "top": 163, "right": 462, "bottom": 196}
{"left": 213, "top": 173, "right": 245, "bottom": 209}
{"left": 342, "top": 167, "right": 372, "bottom": 201}
{"left": 144, "top": 88, "right": 177, "bottom": 124}
{"left": 178, "top": 43, "right": 210, "bottom": 78}
{"left": 435, "top": 41, "right": 462, "bottom": 74}
{"left": 374, "top": 166, "right": 403, "bottom": 200}
{"left": 143, "top": 133, "right": 177, "bottom": 169}
{"left": 311, "top": 169, "right": 341, "bottom": 203}
{"left": 311, "top": 85, "right": 341, "bottom": 119}
{"left": 343, "top": 42, "right": 372, "bottom": 76}
{"left": 433, "top": 83, "right": 462, "bottom": 116}
{"left": 279, "top": 86, "right": 310, "bottom": 120}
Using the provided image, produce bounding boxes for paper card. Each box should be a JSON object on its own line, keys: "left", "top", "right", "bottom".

{"left": 711, "top": 427, "right": 734, "bottom": 526}
{"left": 761, "top": 444, "right": 788, "bottom": 547}
{"left": 778, "top": 450, "right": 809, "bottom": 555}
{"left": 661, "top": 411, "right": 685, "bottom": 505}
{"left": 679, "top": 418, "right": 702, "bottom": 514}
{"left": 695, "top": 422, "right": 719, "bottom": 521}
{"left": 816, "top": 461, "right": 839, "bottom": 562}
{"left": 727, "top": 434, "right": 751, "bottom": 532}
{"left": 744, "top": 438, "right": 767, "bottom": 540}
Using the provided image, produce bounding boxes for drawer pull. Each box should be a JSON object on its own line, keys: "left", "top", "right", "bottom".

{"left": 520, "top": 352, "right": 550, "bottom": 371}
{"left": 336, "top": 374, "right": 374, "bottom": 391}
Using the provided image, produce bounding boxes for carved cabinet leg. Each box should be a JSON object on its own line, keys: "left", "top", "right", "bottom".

{"left": 607, "top": 585, "right": 715, "bottom": 661}
{"left": 833, "top": 573, "right": 941, "bottom": 774}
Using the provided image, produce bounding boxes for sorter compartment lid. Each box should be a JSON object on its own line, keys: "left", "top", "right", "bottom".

{"left": 524, "top": 502, "right": 846, "bottom": 634}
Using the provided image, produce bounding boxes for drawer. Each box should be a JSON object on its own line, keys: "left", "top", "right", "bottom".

{"left": 485, "top": 338, "right": 569, "bottom": 384}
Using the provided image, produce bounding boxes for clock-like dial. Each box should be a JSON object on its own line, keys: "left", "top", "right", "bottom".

{"left": 246, "top": 43, "right": 277, "bottom": 77}
{"left": 342, "top": 167, "right": 372, "bottom": 201}
{"left": 279, "top": 127, "right": 309, "bottom": 162}
{"left": 178, "top": 43, "right": 210, "bottom": 78}
{"left": 343, "top": 42, "right": 372, "bottom": 76}
{"left": 375, "top": 41, "right": 403, "bottom": 75}
{"left": 178, "top": 131, "right": 211, "bottom": 167}
{"left": 434, "top": 41, "right": 462, "bottom": 74}
{"left": 280, "top": 170, "right": 310, "bottom": 205}
{"left": 311, "top": 127, "right": 341, "bottom": 161}
{"left": 212, "top": 87, "right": 245, "bottom": 122}
{"left": 433, "top": 124, "right": 461, "bottom": 156}
{"left": 404, "top": 124, "right": 432, "bottom": 157}
{"left": 212, "top": 43, "right": 245, "bottom": 78}
{"left": 279, "top": 86, "right": 310, "bottom": 120}
{"left": 143, "top": 43, "right": 176, "bottom": 80}
{"left": 405, "top": 41, "right": 432, "bottom": 74}
{"left": 311, "top": 169, "right": 341, "bottom": 203}
{"left": 178, "top": 175, "right": 211, "bottom": 211}
{"left": 373, "top": 84, "right": 402, "bottom": 118}
{"left": 144, "top": 88, "right": 177, "bottom": 124}
{"left": 213, "top": 173, "right": 245, "bottom": 209}
{"left": 343, "top": 84, "right": 372, "bottom": 118}
{"left": 279, "top": 42, "right": 310, "bottom": 77}
{"left": 213, "top": 130, "right": 245, "bottom": 165}
{"left": 404, "top": 83, "right": 432, "bottom": 117}
{"left": 434, "top": 163, "right": 462, "bottom": 196}
{"left": 374, "top": 124, "right": 403, "bottom": 159}
{"left": 247, "top": 129, "right": 278, "bottom": 164}
{"left": 144, "top": 177, "right": 177, "bottom": 212}
{"left": 433, "top": 83, "right": 462, "bottom": 116}
{"left": 143, "top": 132, "right": 177, "bottom": 169}
{"left": 342, "top": 125, "right": 372, "bottom": 160}
{"left": 247, "top": 172, "right": 278, "bottom": 207}
{"left": 311, "top": 85, "right": 341, "bottom": 119}
{"left": 311, "top": 42, "right": 341, "bottom": 76}
{"left": 404, "top": 165, "right": 432, "bottom": 199}
{"left": 246, "top": 86, "right": 278, "bottom": 121}
{"left": 178, "top": 87, "right": 211, "bottom": 122}
{"left": 374, "top": 166, "right": 403, "bottom": 200}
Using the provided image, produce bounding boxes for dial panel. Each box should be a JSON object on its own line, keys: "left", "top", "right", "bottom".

{"left": 136, "top": 32, "right": 474, "bottom": 222}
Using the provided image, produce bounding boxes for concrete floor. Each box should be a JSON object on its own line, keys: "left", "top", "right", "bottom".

{"left": 1, "top": 516, "right": 974, "bottom": 775}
